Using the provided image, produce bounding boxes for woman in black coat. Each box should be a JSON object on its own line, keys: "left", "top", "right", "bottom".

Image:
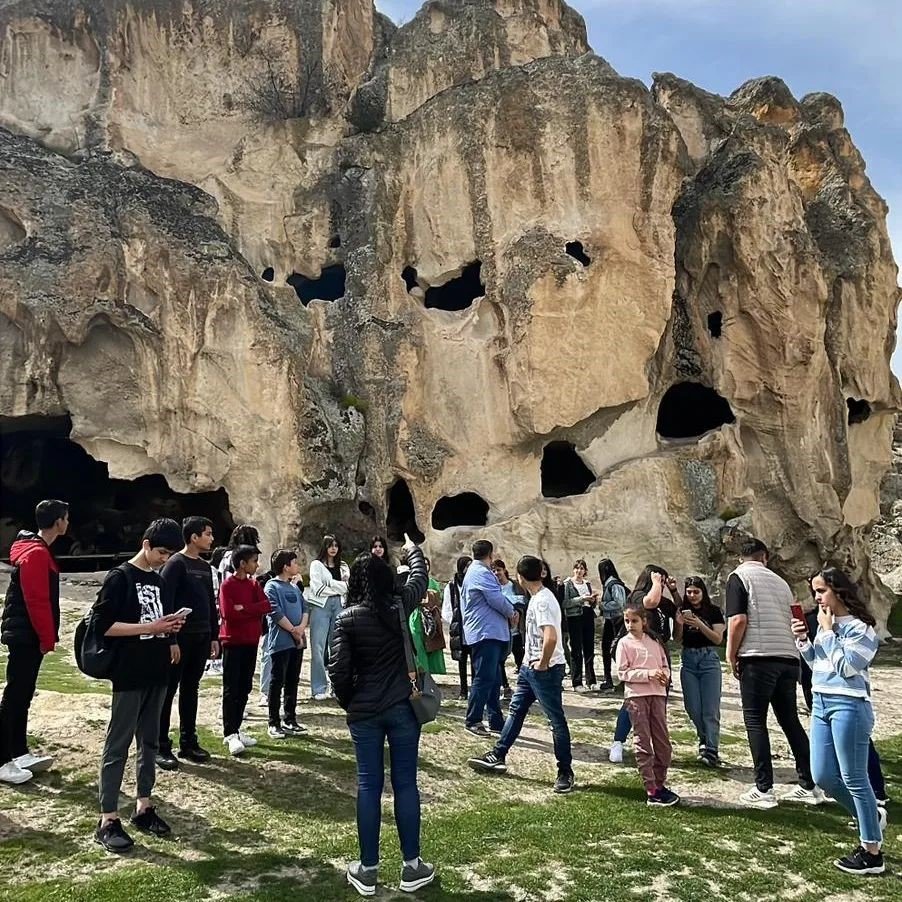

{"left": 328, "top": 535, "right": 435, "bottom": 897}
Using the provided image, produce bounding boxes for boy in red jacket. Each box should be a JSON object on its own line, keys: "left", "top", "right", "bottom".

{"left": 219, "top": 546, "right": 271, "bottom": 755}
{"left": 0, "top": 499, "right": 69, "bottom": 785}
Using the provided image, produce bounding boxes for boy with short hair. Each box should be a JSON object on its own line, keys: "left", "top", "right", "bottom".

{"left": 0, "top": 499, "right": 69, "bottom": 785}
{"left": 264, "top": 550, "right": 308, "bottom": 739}
{"left": 93, "top": 518, "right": 186, "bottom": 853}
{"left": 219, "top": 546, "right": 271, "bottom": 755}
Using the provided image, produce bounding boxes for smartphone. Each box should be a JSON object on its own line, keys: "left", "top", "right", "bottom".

{"left": 171, "top": 607, "right": 192, "bottom": 619}
{"left": 790, "top": 603, "right": 804, "bottom": 622}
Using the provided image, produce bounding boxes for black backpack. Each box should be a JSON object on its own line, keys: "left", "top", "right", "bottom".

{"left": 74, "top": 565, "right": 131, "bottom": 680}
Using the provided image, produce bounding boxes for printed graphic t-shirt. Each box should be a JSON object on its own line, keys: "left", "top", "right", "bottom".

{"left": 525, "top": 587, "right": 567, "bottom": 668}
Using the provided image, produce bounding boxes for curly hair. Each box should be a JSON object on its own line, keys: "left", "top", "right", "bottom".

{"left": 810, "top": 566, "right": 876, "bottom": 628}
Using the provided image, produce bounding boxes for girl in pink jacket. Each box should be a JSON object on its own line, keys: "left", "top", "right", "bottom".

{"left": 615, "top": 604, "right": 679, "bottom": 807}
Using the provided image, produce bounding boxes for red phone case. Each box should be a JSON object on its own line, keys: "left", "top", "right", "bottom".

{"left": 790, "top": 604, "right": 804, "bottom": 622}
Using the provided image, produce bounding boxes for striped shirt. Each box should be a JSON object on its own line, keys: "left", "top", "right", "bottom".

{"left": 797, "top": 615, "right": 879, "bottom": 700}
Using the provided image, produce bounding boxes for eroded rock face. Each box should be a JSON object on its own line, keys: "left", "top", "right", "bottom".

{"left": 0, "top": 0, "right": 899, "bottom": 626}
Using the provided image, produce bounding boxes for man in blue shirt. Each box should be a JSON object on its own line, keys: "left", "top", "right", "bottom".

{"left": 461, "top": 540, "right": 516, "bottom": 736}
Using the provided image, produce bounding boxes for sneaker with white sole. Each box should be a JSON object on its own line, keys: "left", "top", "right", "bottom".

{"left": 608, "top": 740, "right": 624, "bottom": 764}
{"left": 399, "top": 859, "right": 436, "bottom": 893}
{"left": 237, "top": 731, "right": 257, "bottom": 748}
{"left": 268, "top": 725, "right": 286, "bottom": 740}
{"left": 313, "top": 693, "right": 330, "bottom": 701}
{"left": 347, "top": 861, "right": 377, "bottom": 897}
{"left": 13, "top": 753, "right": 53, "bottom": 774}
{"left": 468, "top": 752, "right": 507, "bottom": 773}
{"left": 849, "top": 807, "right": 888, "bottom": 834}
{"left": 738, "top": 787, "right": 778, "bottom": 809}
{"left": 0, "top": 761, "right": 33, "bottom": 785}
{"left": 782, "top": 785, "right": 825, "bottom": 805}
{"left": 224, "top": 734, "right": 246, "bottom": 756}
{"left": 833, "top": 845, "right": 885, "bottom": 876}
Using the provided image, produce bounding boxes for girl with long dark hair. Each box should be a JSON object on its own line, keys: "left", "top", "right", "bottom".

{"left": 597, "top": 558, "right": 627, "bottom": 690}
{"left": 329, "top": 535, "right": 434, "bottom": 895}
{"left": 308, "top": 534, "right": 349, "bottom": 700}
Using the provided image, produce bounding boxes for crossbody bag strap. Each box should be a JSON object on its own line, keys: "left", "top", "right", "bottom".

{"left": 397, "top": 602, "right": 418, "bottom": 680}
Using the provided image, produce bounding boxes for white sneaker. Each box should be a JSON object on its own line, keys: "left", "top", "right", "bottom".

{"left": 14, "top": 753, "right": 53, "bottom": 774}
{"left": 850, "top": 807, "right": 888, "bottom": 834}
{"left": 268, "top": 725, "right": 286, "bottom": 740}
{"left": 738, "top": 787, "right": 778, "bottom": 809}
{"left": 782, "top": 785, "right": 825, "bottom": 805}
{"left": 223, "top": 734, "right": 246, "bottom": 756}
{"left": 237, "top": 731, "right": 257, "bottom": 748}
{"left": 313, "top": 693, "right": 329, "bottom": 701}
{"left": 0, "top": 761, "right": 33, "bottom": 785}
{"left": 608, "top": 741, "right": 624, "bottom": 764}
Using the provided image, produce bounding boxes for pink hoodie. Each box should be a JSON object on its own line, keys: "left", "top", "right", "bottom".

{"left": 615, "top": 632, "right": 670, "bottom": 698}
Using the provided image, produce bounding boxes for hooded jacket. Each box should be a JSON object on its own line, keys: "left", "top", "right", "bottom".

{"left": 2, "top": 531, "right": 60, "bottom": 652}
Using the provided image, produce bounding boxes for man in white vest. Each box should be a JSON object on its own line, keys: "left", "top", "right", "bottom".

{"left": 725, "top": 538, "right": 823, "bottom": 809}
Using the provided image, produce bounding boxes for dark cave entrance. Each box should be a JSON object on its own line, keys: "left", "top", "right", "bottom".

{"left": 385, "top": 477, "right": 425, "bottom": 543}
{"left": 424, "top": 261, "right": 485, "bottom": 311}
{"left": 287, "top": 264, "right": 346, "bottom": 305}
{"left": 656, "top": 382, "right": 736, "bottom": 440}
{"left": 847, "top": 398, "right": 872, "bottom": 425}
{"left": 540, "top": 441, "right": 595, "bottom": 498}
{"left": 261, "top": 267, "right": 274, "bottom": 282}
{"left": 0, "top": 415, "right": 234, "bottom": 569}
{"left": 565, "top": 241, "right": 591, "bottom": 266}
{"left": 707, "top": 311, "right": 723, "bottom": 338}
{"left": 431, "top": 492, "right": 489, "bottom": 530}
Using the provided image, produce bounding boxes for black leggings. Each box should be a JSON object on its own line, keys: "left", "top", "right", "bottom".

{"left": 601, "top": 618, "right": 617, "bottom": 683}
{"left": 458, "top": 647, "right": 475, "bottom": 695}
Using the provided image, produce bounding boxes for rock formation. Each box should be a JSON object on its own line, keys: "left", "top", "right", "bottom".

{"left": 0, "top": 0, "right": 899, "bottom": 626}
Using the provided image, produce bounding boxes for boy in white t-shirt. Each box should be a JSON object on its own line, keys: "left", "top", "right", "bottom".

{"left": 467, "top": 555, "right": 574, "bottom": 794}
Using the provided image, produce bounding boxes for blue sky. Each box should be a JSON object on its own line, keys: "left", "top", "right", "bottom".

{"left": 375, "top": 0, "right": 901, "bottom": 377}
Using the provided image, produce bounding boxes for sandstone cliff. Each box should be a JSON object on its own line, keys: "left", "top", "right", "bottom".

{"left": 0, "top": 0, "right": 899, "bottom": 626}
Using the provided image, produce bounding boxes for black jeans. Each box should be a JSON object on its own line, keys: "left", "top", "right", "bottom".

{"left": 269, "top": 647, "right": 303, "bottom": 727}
{"left": 159, "top": 631, "right": 210, "bottom": 752}
{"left": 739, "top": 657, "right": 813, "bottom": 792}
{"left": 601, "top": 617, "right": 617, "bottom": 683}
{"left": 457, "top": 646, "right": 474, "bottom": 696}
{"left": 511, "top": 634, "right": 525, "bottom": 670}
{"left": 566, "top": 613, "right": 597, "bottom": 687}
{"left": 0, "top": 640, "right": 44, "bottom": 764}
{"left": 222, "top": 645, "right": 258, "bottom": 736}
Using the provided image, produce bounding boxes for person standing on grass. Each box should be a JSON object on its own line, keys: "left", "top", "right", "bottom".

{"left": 93, "top": 518, "right": 187, "bottom": 853}
{"left": 461, "top": 540, "right": 517, "bottom": 738}
{"left": 468, "top": 555, "right": 575, "bottom": 794}
{"left": 156, "top": 516, "right": 220, "bottom": 771}
{"left": 219, "top": 546, "right": 271, "bottom": 756}
{"left": 679, "top": 576, "right": 725, "bottom": 767}
{"left": 492, "top": 559, "right": 519, "bottom": 700}
{"left": 725, "top": 538, "right": 821, "bottom": 809}
{"left": 329, "top": 534, "right": 434, "bottom": 897}
{"left": 0, "top": 499, "right": 68, "bottom": 786}
{"left": 793, "top": 567, "right": 885, "bottom": 876}
{"left": 597, "top": 558, "right": 627, "bottom": 691}
{"left": 264, "top": 550, "right": 308, "bottom": 739}
{"left": 562, "top": 560, "right": 599, "bottom": 691}
{"left": 308, "top": 534, "right": 349, "bottom": 700}
{"left": 442, "top": 555, "right": 473, "bottom": 699}
{"left": 616, "top": 602, "right": 679, "bottom": 807}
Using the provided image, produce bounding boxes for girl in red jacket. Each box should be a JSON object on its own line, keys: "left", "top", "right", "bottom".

{"left": 218, "top": 546, "right": 271, "bottom": 755}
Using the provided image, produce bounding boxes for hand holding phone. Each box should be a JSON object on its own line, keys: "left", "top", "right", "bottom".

{"left": 170, "top": 607, "right": 192, "bottom": 620}
{"left": 790, "top": 603, "right": 804, "bottom": 623}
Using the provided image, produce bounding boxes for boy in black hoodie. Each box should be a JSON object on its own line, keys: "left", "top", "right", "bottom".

{"left": 0, "top": 499, "right": 68, "bottom": 786}
{"left": 93, "top": 518, "right": 187, "bottom": 853}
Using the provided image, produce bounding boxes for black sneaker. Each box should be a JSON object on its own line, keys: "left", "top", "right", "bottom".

{"left": 130, "top": 806, "right": 171, "bottom": 837}
{"left": 178, "top": 744, "right": 211, "bottom": 763}
{"left": 457, "top": 691, "right": 468, "bottom": 700}
{"left": 283, "top": 721, "right": 306, "bottom": 735}
{"left": 399, "top": 859, "right": 436, "bottom": 893}
{"left": 155, "top": 750, "right": 179, "bottom": 771}
{"left": 647, "top": 787, "right": 680, "bottom": 807}
{"left": 598, "top": 680, "right": 614, "bottom": 692}
{"left": 465, "top": 723, "right": 491, "bottom": 738}
{"left": 834, "top": 846, "right": 885, "bottom": 876}
{"left": 701, "top": 752, "right": 721, "bottom": 768}
{"left": 487, "top": 724, "right": 504, "bottom": 737}
{"left": 554, "top": 772, "right": 575, "bottom": 794}
{"left": 94, "top": 818, "right": 135, "bottom": 854}
{"left": 468, "top": 752, "right": 507, "bottom": 773}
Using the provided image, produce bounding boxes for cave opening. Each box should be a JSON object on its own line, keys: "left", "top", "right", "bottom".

{"left": 0, "top": 415, "right": 235, "bottom": 570}
{"left": 385, "top": 478, "right": 425, "bottom": 543}
{"left": 358, "top": 500, "right": 376, "bottom": 519}
{"left": 328, "top": 235, "right": 342, "bottom": 249}
{"left": 261, "top": 267, "right": 274, "bottom": 282}
{"left": 540, "top": 441, "right": 595, "bottom": 498}
{"left": 656, "top": 382, "right": 736, "bottom": 440}
{"left": 424, "top": 261, "right": 484, "bottom": 311}
{"left": 401, "top": 265, "right": 419, "bottom": 293}
{"left": 565, "top": 240, "right": 591, "bottom": 266}
{"left": 847, "top": 398, "right": 872, "bottom": 425}
{"left": 287, "top": 264, "right": 346, "bottom": 305}
{"left": 431, "top": 492, "right": 489, "bottom": 530}
{"left": 707, "top": 311, "right": 723, "bottom": 338}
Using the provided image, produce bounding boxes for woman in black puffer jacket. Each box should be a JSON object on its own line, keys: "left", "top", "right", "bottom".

{"left": 328, "top": 536, "right": 435, "bottom": 897}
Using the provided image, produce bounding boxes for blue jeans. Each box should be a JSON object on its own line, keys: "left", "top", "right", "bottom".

{"left": 494, "top": 664, "right": 572, "bottom": 774}
{"left": 614, "top": 704, "right": 632, "bottom": 743}
{"left": 309, "top": 596, "right": 342, "bottom": 697}
{"left": 259, "top": 643, "right": 272, "bottom": 696}
{"left": 681, "top": 647, "right": 722, "bottom": 755}
{"left": 811, "top": 693, "right": 882, "bottom": 844}
{"left": 348, "top": 701, "right": 422, "bottom": 867}
{"left": 466, "top": 639, "right": 506, "bottom": 731}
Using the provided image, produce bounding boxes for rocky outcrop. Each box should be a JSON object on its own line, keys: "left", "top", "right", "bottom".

{"left": 869, "top": 416, "right": 902, "bottom": 621}
{"left": 0, "top": 0, "right": 899, "bottom": 626}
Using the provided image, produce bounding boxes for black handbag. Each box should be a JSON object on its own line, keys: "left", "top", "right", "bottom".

{"left": 397, "top": 603, "right": 442, "bottom": 725}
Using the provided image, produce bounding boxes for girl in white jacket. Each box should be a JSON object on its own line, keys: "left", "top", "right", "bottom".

{"left": 308, "top": 534, "right": 349, "bottom": 700}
